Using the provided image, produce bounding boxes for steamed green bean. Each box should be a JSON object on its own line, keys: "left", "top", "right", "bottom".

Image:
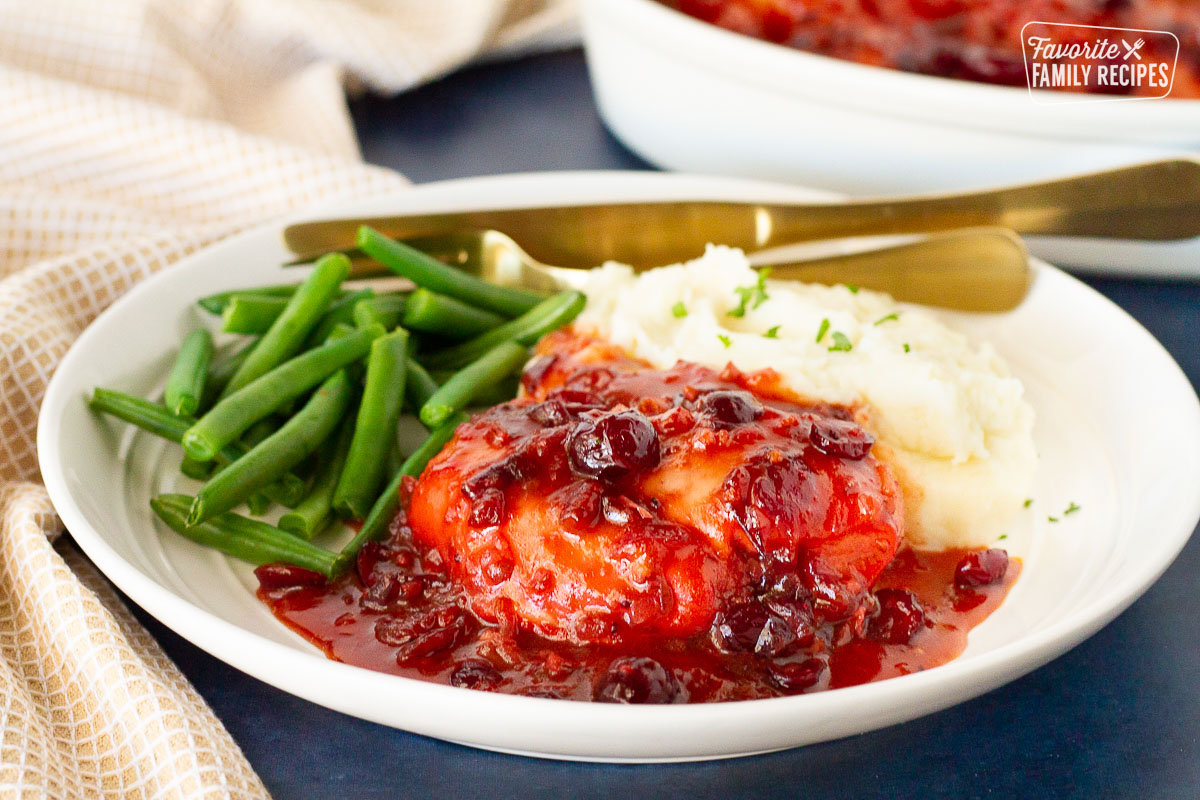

{"left": 188, "top": 370, "right": 354, "bottom": 525}
{"left": 222, "top": 253, "right": 350, "bottom": 396}
{"left": 356, "top": 226, "right": 541, "bottom": 317}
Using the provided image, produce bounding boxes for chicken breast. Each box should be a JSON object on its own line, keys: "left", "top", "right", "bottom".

{"left": 408, "top": 331, "right": 903, "bottom": 645}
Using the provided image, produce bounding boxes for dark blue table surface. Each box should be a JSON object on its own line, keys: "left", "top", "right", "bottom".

{"left": 117, "top": 49, "right": 1200, "bottom": 799}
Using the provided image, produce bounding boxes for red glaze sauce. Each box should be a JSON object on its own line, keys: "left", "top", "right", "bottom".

{"left": 661, "top": 0, "right": 1200, "bottom": 98}
{"left": 258, "top": 331, "right": 1018, "bottom": 703}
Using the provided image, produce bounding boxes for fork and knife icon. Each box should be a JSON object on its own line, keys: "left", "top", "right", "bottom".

{"left": 1121, "top": 38, "right": 1146, "bottom": 60}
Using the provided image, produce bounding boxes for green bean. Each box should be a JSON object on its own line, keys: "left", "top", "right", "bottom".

{"left": 188, "top": 370, "right": 354, "bottom": 525}
{"left": 422, "top": 291, "right": 585, "bottom": 370}
{"left": 200, "top": 338, "right": 256, "bottom": 412}
{"left": 90, "top": 389, "right": 305, "bottom": 504}
{"left": 357, "top": 226, "right": 541, "bottom": 317}
{"left": 90, "top": 389, "right": 240, "bottom": 463}
{"left": 332, "top": 329, "right": 409, "bottom": 520}
{"left": 197, "top": 283, "right": 306, "bottom": 315}
{"left": 221, "top": 294, "right": 289, "bottom": 335}
{"left": 164, "top": 329, "right": 213, "bottom": 417}
{"left": 332, "top": 413, "right": 465, "bottom": 575}
{"left": 428, "top": 371, "right": 518, "bottom": 406}
{"left": 238, "top": 419, "right": 310, "bottom": 508}
{"left": 182, "top": 324, "right": 383, "bottom": 462}
{"left": 246, "top": 492, "right": 271, "bottom": 517}
{"left": 304, "top": 288, "right": 376, "bottom": 348}
{"left": 352, "top": 294, "right": 407, "bottom": 330}
{"left": 180, "top": 454, "right": 214, "bottom": 480}
{"left": 420, "top": 341, "right": 528, "bottom": 428}
{"left": 242, "top": 418, "right": 281, "bottom": 516}
{"left": 151, "top": 494, "right": 337, "bottom": 577}
{"left": 261, "top": 472, "right": 307, "bottom": 508}
{"left": 404, "top": 358, "right": 440, "bottom": 413}
{"left": 222, "top": 253, "right": 350, "bottom": 397}
{"left": 472, "top": 374, "right": 520, "bottom": 407}
{"left": 386, "top": 441, "right": 403, "bottom": 478}
{"left": 402, "top": 288, "right": 506, "bottom": 340}
{"left": 279, "top": 415, "right": 355, "bottom": 539}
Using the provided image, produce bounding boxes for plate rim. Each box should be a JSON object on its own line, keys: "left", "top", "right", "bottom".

{"left": 37, "top": 169, "right": 1200, "bottom": 761}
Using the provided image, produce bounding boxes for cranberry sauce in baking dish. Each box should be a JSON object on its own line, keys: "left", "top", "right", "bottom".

{"left": 661, "top": 0, "right": 1200, "bottom": 98}
{"left": 258, "top": 331, "right": 1017, "bottom": 702}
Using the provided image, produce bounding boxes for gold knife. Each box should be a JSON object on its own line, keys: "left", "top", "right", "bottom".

{"left": 283, "top": 159, "right": 1200, "bottom": 270}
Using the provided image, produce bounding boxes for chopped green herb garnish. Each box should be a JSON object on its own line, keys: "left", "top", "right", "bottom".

{"left": 816, "top": 318, "right": 831, "bottom": 343}
{"left": 1023, "top": 498, "right": 1033, "bottom": 508}
{"left": 764, "top": 325, "right": 781, "bottom": 339}
{"left": 717, "top": 334, "right": 732, "bottom": 348}
{"left": 1048, "top": 516, "right": 1059, "bottom": 523}
{"left": 999, "top": 534, "right": 1008, "bottom": 541}
{"left": 874, "top": 313, "right": 899, "bottom": 326}
{"left": 1064, "top": 501, "right": 1081, "bottom": 515}
{"left": 827, "top": 332, "right": 853, "bottom": 353}
{"left": 846, "top": 284, "right": 860, "bottom": 294}
{"left": 672, "top": 301, "right": 688, "bottom": 318}
{"left": 902, "top": 343, "right": 911, "bottom": 353}
{"left": 727, "top": 267, "right": 772, "bottom": 318}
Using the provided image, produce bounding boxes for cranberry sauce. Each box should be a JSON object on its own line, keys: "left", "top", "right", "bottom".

{"left": 257, "top": 332, "right": 1019, "bottom": 703}
{"left": 258, "top": 521, "right": 1018, "bottom": 702}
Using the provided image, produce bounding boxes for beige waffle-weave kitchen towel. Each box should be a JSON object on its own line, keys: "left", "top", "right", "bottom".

{"left": 0, "top": 1, "right": 577, "bottom": 796}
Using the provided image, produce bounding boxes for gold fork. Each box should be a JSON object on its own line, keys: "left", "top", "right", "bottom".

{"left": 295, "top": 226, "right": 1032, "bottom": 312}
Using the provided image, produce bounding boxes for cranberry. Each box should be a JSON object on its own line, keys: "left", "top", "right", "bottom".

{"left": 376, "top": 606, "right": 475, "bottom": 664}
{"left": 567, "top": 411, "right": 661, "bottom": 482}
{"left": 803, "top": 562, "right": 869, "bottom": 623}
{"left": 768, "top": 658, "right": 825, "bottom": 693}
{"left": 513, "top": 428, "right": 570, "bottom": 481}
{"left": 530, "top": 399, "right": 572, "bottom": 427}
{"left": 566, "top": 367, "right": 613, "bottom": 395}
{"left": 955, "top": 549, "right": 1009, "bottom": 588}
{"left": 755, "top": 614, "right": 800, "bottom": 657}
{"left": 254, "top": 563, "right": 327, "bottom": 590}
{"left": 520, "top": 354, "right": 557, "bottom": 394}
{"left": 722, "top": 450, "right": 819, "bottom": 566}
{"left": 449, "top": 658, "right": 503, "bottom": 690}
{"left": 868, "top": 589, "right": 926, "bottom": 644}
{"left": 360, "top": 573, "right": 403, "bottom": 611}
{"left": 763, "top": 594, "right": 816, "bottom": 649}
{"left": 550, "top": 387, "right": 601, "bottom": 407}
{"left": 594, "top": 657, "right": 682, "bottom": 704}
{"left": 712, "top": 599, "right": 810, "bottom": 657}
{"left": 555, "top": 480, "right": 604, "bottom": 530}
{"left": 355, "top": 541, "right": 390, "bottom": 585}
{"left": 469, "top": 487, "right": 506, "bottom": 527}
{"left": 808, "top": 418, "right": 874, "bottom": 460}
{"left": 697, "top": 390, "right": 763, "bottom": 426}
{"left": 463, "top": 458, "right": 519, "bottom": 500}
{"left": 711, "top": 602, "right": 770, "bottom": 653}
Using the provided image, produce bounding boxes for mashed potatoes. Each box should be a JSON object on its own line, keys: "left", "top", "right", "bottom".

{"left": 576, "top": 246, "right": 1036, "bottom": 551}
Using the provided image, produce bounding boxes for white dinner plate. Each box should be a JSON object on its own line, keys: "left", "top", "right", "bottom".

{"left": 38, "top": 171, "right": 1200, "bottom": 762}
{"left": 580, "top": 0, "right": 1200, "bottom": 277}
